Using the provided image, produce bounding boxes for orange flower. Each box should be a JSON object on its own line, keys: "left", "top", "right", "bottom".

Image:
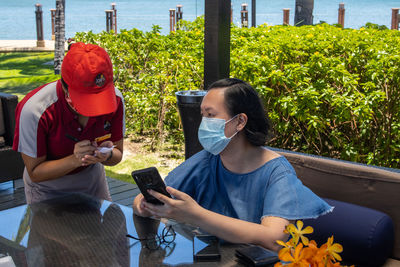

{"left": 276, "top": 243, "right": 310, "bottom": 267}
{"left": 286, "top": 220, "right": 314, "bottom": 246}
{"left": 302, "top": 240, "right": 320, "bottom": 261}
{"left": 276, "top": 239, "right": 293, "bottom": 259}
{"left": 275, "top": 221, "right": 345, "bottom": 267}
{"left": 325, "top": 236, "right": 343, "bottom": 262}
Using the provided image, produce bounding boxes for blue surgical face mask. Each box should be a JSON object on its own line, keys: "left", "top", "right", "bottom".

{"left": 198, "top": 115, "right": 238, "bottom": 155}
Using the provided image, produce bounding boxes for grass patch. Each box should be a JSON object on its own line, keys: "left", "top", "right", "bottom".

{"left": 105, "top": 134, "right": 185, "bottom": 184}
{"left": 0, "top": 52, "right": 59, "bottom": 100}
{"left": 104, "top": 152, "right": 179, "bottom": 184}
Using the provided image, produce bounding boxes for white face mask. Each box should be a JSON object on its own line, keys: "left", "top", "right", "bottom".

{"left": 198, "top": 115, "right": 238, "bottom": 155}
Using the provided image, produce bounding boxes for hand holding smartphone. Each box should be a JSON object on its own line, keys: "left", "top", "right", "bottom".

{"left": 131, "top": 167, "right": 171, "bottom": 205}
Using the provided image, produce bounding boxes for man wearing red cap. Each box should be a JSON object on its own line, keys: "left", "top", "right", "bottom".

{"left": 13, "top": 42, "right": 125, "bottom": 204}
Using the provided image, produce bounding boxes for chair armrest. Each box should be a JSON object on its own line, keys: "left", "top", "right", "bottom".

{"left": 304, "top": 199, "right": 394, "bottom": 267}
{"left": 0, "top": 92, "right": 18, "bottom": 146}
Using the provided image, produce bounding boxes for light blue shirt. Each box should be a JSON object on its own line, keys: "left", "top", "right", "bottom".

{"left": 165, "top": 150, "right": 332, "bottom": 223}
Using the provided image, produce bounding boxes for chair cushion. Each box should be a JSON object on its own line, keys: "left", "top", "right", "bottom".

{"left": 303, "top": 198, "right": 394, "bottom": 266}
{"left": 268, "top": 146, "right": 400, "bottom": 259}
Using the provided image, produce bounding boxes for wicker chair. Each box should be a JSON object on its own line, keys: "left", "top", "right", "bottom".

{"left": 0, "top": 92, "right": 24, "bottom": 186}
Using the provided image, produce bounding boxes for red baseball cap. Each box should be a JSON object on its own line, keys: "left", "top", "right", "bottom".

{"left": 61, "top": 42, "right": 117, "bottom": 116}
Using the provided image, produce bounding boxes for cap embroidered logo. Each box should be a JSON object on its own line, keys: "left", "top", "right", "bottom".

{"left": 95, "top": 73, "right": 106, "bottom": 87}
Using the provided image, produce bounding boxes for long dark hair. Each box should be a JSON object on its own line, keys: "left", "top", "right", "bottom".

{"left": 207, "top": 78, "right": 271, "bottom": 146}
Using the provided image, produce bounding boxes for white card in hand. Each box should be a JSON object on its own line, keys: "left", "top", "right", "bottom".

{"left": 97, "top": 146, "right": 115, "bottom": 154}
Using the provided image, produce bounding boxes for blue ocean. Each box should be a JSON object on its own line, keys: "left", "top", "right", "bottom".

{"left": 1, "top": 0, "right": 399, "bottom": 39}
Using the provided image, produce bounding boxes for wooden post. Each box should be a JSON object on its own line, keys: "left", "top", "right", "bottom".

{"left": 54, "top": 0, "right": 65, "bottom": 75}
{"left": 294, "top": 0, "right": 314, "bottom": 26}
{"left": 176, "top": 5, "right": 183, "bottom": 30}
{"left": 204, "top": 0, "right": 231, "bottom": 89}
{"left": 231, "top": 4, "right": 233, "bottom": 24}
{"left": 105, "top": 10, "right": 114, "bottom": 32}
{"left": 50, "top": 9, "right": 56, "bottom": 40}
{"left": 251, "top": 0, "right": 256, "bottom": 27}
{"left": 35, "top": 4, "right": 45, "bottom": 47}
{"left": 111, "top": 3, "right": 117, "bottom": 33}
{"left": 391, "top": 8, "right": 399, "bottom": 30}
{"left": 241, "top": 3, "right": 249, "bottom": 28}
{"left": 283, "top": 8, "right": 290, "bottom": 25}
{"left": 169, "top": 9, "right": 176, "bottom": 32}
{"left": 338, "top": 3, "right": 345, "bottom": 28}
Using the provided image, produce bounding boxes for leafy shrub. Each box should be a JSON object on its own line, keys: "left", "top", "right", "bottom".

{"left": 75, "top": 18, "right": 400, "bottom": 168}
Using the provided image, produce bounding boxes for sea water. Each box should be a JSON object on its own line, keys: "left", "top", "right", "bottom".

{"left": 1, "top": 0, "right": 399, "bottom": 40}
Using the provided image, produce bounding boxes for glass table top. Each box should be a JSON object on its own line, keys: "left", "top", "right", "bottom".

{"left": 0, "top": 193, "right": 244, "bottom": 267}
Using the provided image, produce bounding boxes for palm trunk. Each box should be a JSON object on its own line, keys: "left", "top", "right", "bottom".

{"left": 54, "top": 0, "right": 65, "bottom": 74}
{"left": 294, "top": 0, "right": 314, "bottom": 26}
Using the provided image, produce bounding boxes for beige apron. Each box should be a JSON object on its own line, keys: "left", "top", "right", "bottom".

{"left": 23, "top": 163, "right": 111, "bottom": 204}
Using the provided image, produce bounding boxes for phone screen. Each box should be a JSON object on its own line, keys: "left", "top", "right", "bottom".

{"left": 131, "top": 167, "right": 171, "bottom": 205}
{"left": 193, "top": 235, "right": 221, "bottom": 261}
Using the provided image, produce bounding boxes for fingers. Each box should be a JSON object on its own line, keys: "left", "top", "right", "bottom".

{"left": 81, "top": 152, "right": 108, "bottom": 166}
{"left": 77, "top": 140, "right": 91, "bottom": 147}
{"left": 133, "top": 194, "right": 152, "bottom": 217}
{"left": 74, "top": 140, "right": 96, "bottom": 158}
{"left": 166, "top": 186, "right": 188, "bottom": 200}
{"left": 148, "top": 189, "right": 176, "bottom": 206}
{"left": 99, "top": 141, "right": 113, "bottom": 148}
{"left": 142, "top": 201, "right": 165, "bottom": 217}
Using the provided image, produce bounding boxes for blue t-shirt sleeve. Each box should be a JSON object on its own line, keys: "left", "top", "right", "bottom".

{"left": 262, "top": 159, "right": 333, "bottom": 220}
{"left": 164, "top": 150, "right": 212, "bottom": 199}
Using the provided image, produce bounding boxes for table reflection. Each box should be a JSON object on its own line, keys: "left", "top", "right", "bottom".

{"left": 26, "top": 194, "right": 129, "bottom": 266}
{"left": 132, "top": 215, "right": 177, "bottom": 267}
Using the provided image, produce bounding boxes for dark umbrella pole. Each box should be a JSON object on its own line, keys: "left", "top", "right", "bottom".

{"left": 176, "top": 91, "right": 206, "bottom": 159}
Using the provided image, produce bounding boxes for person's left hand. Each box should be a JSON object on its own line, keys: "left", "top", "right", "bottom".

{"left": 81, "top": 141, "right": 113, "bottom": 166}
{"left": 142, "top": 187, "right": 203, "bottom": 225}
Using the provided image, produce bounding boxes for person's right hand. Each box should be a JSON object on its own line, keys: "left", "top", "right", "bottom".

{"left": 73, "top": 140, "right": 97, "bottom": 166}
{"left": 133, "top": 194, "right": 152, "bottom": 217}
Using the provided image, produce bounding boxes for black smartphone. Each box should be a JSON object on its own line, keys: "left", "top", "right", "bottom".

{"left": 131, "top": 167, "right": 171, "bottom": 205}
{"left": 235, "top": 245, "right": 279, "bottom": 266}
{"left": 193, "top": 235, "right": 221, "bottom": 262}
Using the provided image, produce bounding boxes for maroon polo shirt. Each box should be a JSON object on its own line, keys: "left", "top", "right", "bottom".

{"left": 13, "top": 80, "right": 125, "bottom": 174}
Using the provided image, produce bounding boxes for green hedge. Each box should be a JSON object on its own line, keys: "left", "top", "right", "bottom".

{"left": 75, "top": 18, "right": 400, "bottom": 168}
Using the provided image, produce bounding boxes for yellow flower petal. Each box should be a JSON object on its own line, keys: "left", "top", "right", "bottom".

{"left": 276, "top": 240, "right": 287, "bottom": 247}
{"left": 331, "top": 243, "right": 343, "bottom": 253}
{"left": 292, "top": 235, "right": 300, "bottom": 246}
{"left": 331, "top": 251, "right": 342, "bottom": 261}
{"left": 296, "top": 220, "right": 304, "bottom": 230}
{"left": 302, "top": 226, "right": 314, "bottom": 234}
{"left": 300, "top": 235, "right": 310, "bottom": 246}
{"left": 286, "top": 224, "right": 297, "bottom": 233}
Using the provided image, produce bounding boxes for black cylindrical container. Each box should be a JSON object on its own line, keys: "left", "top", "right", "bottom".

{"left": 176, "top": 91, "right": 207, "bottom": 159}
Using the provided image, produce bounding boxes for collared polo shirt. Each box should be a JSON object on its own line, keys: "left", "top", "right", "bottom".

{"left": 12, "top": 80, "right": 125, "bottom": 204}
{"left": 13, "top": 80, "right": 125, "bottom": 170}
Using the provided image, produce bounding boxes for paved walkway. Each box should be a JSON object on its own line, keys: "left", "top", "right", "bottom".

{"left": 0, "top": 40, "right": 68, "bottom": 52}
